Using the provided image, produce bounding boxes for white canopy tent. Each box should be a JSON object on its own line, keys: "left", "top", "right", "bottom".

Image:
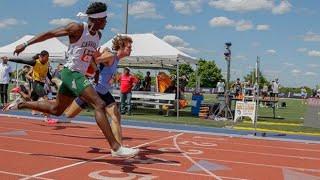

{"left": 0, "top": 35, "right": 68, "bottom": 62}
{"left": 101, "top": 33, "right": 197, "bottom": 69}
{"left": 102, "top": 33, "right": 199, "bottom": 119}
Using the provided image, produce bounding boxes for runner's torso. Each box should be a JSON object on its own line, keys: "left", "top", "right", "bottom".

{"left": 65, "top": 22, "right": 100, "bottom": 74}
{"left": 32, "top": 59, "right": 49, "bottom": 82}
{"left": 95, "top": 55, "right": 119, "bottom": 94}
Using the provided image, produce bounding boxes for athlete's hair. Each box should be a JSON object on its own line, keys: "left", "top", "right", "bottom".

{"left": 86, "top": 2, "right": 107, "bottom": 15}
{"left": 112, "top": 35, "right": 132, "bottom": 51}
{"left": 40, "top": 50, "right": 49, "bottom": 56}
{"left": 124, "top": 67, "right": 130, "bottom": 72}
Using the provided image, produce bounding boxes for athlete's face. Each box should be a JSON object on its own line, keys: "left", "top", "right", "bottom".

{"left": 121, "top": 42, "right": 132, "bottom": 56}
{"left": 40, "top": 54, "right": 49, "bottom": 64}
{"left": 91, "top": 17, "right": 107, "bottom": 30}
{"left": 2, "top": 58, "right": 8, "bottom": 64}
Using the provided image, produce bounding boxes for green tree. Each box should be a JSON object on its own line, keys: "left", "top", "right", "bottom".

{"left": 169, "top": 63, "right": 194, "bottom": 79}
{"left": 133, "top": 70, "right": 144, "bottom": 80}
{"left": 192, "top": 59, "right": 223, "bottom": 88}
{"left": 243, "top": 70, "right": 269, "bottom": 88}
{"left": 280, "top": 86, "right": 313, "bottom": 96}
{"left": 168, "top": 59, "right": 223, "bottom": 88}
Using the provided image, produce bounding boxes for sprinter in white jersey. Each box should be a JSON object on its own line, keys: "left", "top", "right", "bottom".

{"left": 64, "top": 35, "right": 132, "bottom": 145}
{"left": 3, "top": 2, "right": 138, "bottom": 158}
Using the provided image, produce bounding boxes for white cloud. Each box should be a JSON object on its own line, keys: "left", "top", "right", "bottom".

{"left": 110, "top": 27, "right": 121, "bottom": 34}
{"left": 297, "top": 48, "right": 307, "bottom": 52}
{"left": 171, "top": 0, "right": 203, "bottom": 15}
{"left": 272, "top": 0, "right": 292, "bottom": 15}
{"left": 162, "top": 35, "right": 198, "bottom": 54}
{"left": 301, "top": 32, "right": 320, "bottom": 42}
{"left": 209, "top": 16, "right": 263, "bottom": 32}
{"left": 234, "top": 55, "right": 248, "bottom": 60}
{"left": 49, "top": 18, "right": 76, "bottom": 26}
{"left": 165, "top": 24, "right": 196, "bottom": 31}
{"left": 291, "top": 69, "right": 301, "bottom": 74}
{"left": 264, "top": 70, "right": 281, "bottom": 76}
{"left": 251, "top": 42, "right": 260, "bottom": 47}
{"left": 266, "top": 49, "right": 276, "bottom": 55}
{"left": 107, "top": 12, "right": 115, "bottom": 19}
{"left": 208, "top": 0, "right": 291, "bottom": 15}
{"left": 177, "top": 47, "right": 199, "bottom": 54}
{"left": 235, "top": 20, "right": 253, "bottom": 31}
{"left": 256, "top": 24, "right": 270, "bottom": 31}
{"left": 129, "top": 1, "right": 163, "bottom": 19}
{"left": 283, "top": 62, "right": 294, "bottom": 66}
{"left": 209, "top": 16, "right": 235, "bottom": 27}
{"left": 209, "top": 0, "right": 273, "bottom": 12}
{"left": 0, "top": 18, "right": 26, "bottom": 29}
{"left": 163, "top": 35, "right": 189, "bottom": 47}
{"left": 308, "top": 50, "right": 320, "bottom": 57}
{"left": 307, "top": 64, "right": 320, "bottom": 68}
{"left": 52, "top": 0, "right": 78, "bottom": 7}
{"left": 305, "top": 72, "right": 317, "bottom": 76}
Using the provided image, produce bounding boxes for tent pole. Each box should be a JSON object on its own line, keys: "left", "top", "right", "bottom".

{"left": 196, "top": 63, "right": 199, "bottom": 92}
{"left": 176, "top": 57, "right": 179, "bottom": 120}
{"left": 15, "top": 63, "right": 18, "bottom": 87}
{"left": 254, "top": 56, "right": 260, "bottom": 132}
{"left": 124, "top": 0, "right": 129, "bottom": 34}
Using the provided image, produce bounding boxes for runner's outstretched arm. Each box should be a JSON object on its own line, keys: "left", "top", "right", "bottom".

{"left": 14, "top": 22, "right": 81, "bottom": 55}
{"left": 7, "top": 58, "right": 36, "bottom": 66}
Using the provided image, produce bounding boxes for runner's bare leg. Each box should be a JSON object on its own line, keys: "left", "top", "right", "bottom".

{"left": 106, "top": 103, "right": 122, "bottom": 144}
{"left": 79, "top": 86, "right": 120, "bottom": 150}
{"left": 18, "top": 93, "right": 74, "bottom": 116}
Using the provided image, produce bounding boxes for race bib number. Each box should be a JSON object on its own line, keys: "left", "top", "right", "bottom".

{"left": 81, "top": 49, "right": 95, "bottom": 62}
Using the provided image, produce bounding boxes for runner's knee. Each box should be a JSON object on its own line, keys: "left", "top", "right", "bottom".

{"left": 50, "top": 105, "right": 64, "bottom": 116}
{"left": 93, "top": 100, "right": 106, "bottom": 111}
{"left": 110, "top": 113, "right": 121, "bottom": 123}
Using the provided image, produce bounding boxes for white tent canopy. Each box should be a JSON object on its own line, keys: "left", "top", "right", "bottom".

{"left": 101, "top": 33, "right": 197, "bottom": 69}
{"left": 0, "top": 35, "right": 67, "bottom": 62}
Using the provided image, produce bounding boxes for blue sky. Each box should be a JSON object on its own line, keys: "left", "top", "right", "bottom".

{"left": 0, "top": 0, "right": 319, "bottom": 87}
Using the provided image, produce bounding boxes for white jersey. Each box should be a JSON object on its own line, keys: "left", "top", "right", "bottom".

{"left": 65, "top": 22, "right": 100, "bottom": 74}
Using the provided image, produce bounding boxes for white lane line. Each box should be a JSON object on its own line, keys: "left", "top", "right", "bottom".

{"left": 156, "top": 142, "right": 320, "bottom": 161}
{"left": 2, "top": 120, "right": 319, "bottom": 155}
{"left": 0, "top": 147, "right": 245, "bottom": 179}
{"left": 173, "top": 133, "right": 222, "bottom": 180}
{"left": 161, "top": 153, "right": 320, "bottom": 173}
{"left": 1, "top": 124, "right": 319, "bottom": 155}
{"left": 2, "top": 113, "right": 320, "bottom": 145}
{"left": 0, "top": 170, "right": 53, "bottom": 180}
{"left": 0, "top": 136, "right": 91, "bottom": 148}
{"left": 1, "top": 131, "right": 319, "bottom": 162}
{"left": 20, "top": 133, "right": 182, "bottom": 180}
{"left": 122, "top": 124, "right": 320, "bottom": 145}
{"left": 0, "top": 121, "right": 167, "bottom": 139}
{"left": 192, "top": 136, "right": 320, "bottom": 152}
{"left": 2, "top": 130, "right": 319, "bottom": 162}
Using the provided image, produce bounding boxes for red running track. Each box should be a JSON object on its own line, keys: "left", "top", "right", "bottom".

{"left": 0, "top": 116, "right": 319, "bottom": 180}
